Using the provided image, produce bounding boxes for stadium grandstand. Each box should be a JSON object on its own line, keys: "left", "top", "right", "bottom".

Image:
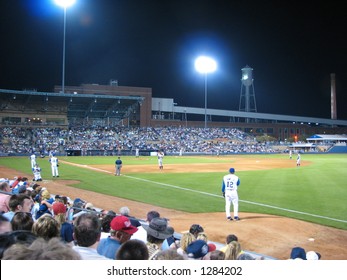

{"left": 1, "top": 83, "right": 347, "bottom": 156}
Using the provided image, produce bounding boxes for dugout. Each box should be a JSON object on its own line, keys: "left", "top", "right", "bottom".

{"left": 287, "top": 143, "right": 317, "bottom": 152}
{"left": 306, "top": 134, "right": 347, "bottom": 144}
{"left": 66, "top": 150, "right": 82, "bottom": 156}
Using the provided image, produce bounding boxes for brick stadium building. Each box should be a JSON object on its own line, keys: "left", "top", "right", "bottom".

{"left": 1, "top": 83, "right": 347, "bottom": 141}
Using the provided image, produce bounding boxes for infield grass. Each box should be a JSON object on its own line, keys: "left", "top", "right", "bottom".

{"left": 1, "top": 153, "right": 346, "bottom": 230}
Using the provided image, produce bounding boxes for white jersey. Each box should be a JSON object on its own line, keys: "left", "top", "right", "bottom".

{"left": 30, "top": 154, "right": 36, "bottom": 168}
{"left": 33, "top": 166, "right": 41, "bottom": 176}
{"left": 50, "top": 156, "right": 58, "bottom": 167}
{"left": 222, "top": 174, "right": 239, "bottom": 192}
{"left": 158, "top": 153, "right": 164, "bottom": 161}
{"left": 157, "top": 152, "right": 164, "bottom": 167}
{"left": 33, "top": 166, "right": 42, "bottom": 180}
{"left": 296, "top": 154, "right": 301, "bottom": 164}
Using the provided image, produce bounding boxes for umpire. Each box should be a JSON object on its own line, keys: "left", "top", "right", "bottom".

{"left": 115, "top": 157, "right": 123, "bottom": 176}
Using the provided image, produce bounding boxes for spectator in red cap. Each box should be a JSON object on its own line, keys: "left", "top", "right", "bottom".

{"left": 97, "top": 215, "right": 138, "bottom": 259}
{"left": 53, "top": 202, "right": 74, "bottom": 244}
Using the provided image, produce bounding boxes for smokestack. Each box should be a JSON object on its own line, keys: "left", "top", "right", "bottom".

{"left": 331, "top": 73, "right": 337, "bottom": 120}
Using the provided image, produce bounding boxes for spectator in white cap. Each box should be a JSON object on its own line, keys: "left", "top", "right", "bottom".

{"left": 306, "top": 251, "right": 321, "bottom": 260}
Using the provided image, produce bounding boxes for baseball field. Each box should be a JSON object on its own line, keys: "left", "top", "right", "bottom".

{"left": 1, "top": 153, "right": 346, "bottom": 259}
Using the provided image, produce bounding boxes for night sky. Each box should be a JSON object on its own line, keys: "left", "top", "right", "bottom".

{"left": 1, "top": 0, "right": 347, "bottom": 119}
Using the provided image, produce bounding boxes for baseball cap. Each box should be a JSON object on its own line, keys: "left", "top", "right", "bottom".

{"left": 52, "top": 202, "right": 67, "bottom": 215}
{"left": 0, "top": 178, "right": 9, "bottom": 183}
{"left": 85, "top": 202, "right": 94, "bottom": 209}
{"left": 73, "top": 198, "right": 85, "bottom": 209}
{"left": 186, "top": 240, "right": 210, "bottom": 259}
{"left": 17, "top": 185, "right": 27, "bottom": 194}
{"left": 229, "top": 168, "right": 235, "bottom": 173}
{"left": 306, "top": 251, "right": 321, "bottom": 260}
{"left": 208, "top": 243, "right": 217, "bottom": 252}
{"left": 110, "top": 216, "right": 138, "bottom": 234}
{"left": 290, "top": 247, "right": 306, "bottom": 260}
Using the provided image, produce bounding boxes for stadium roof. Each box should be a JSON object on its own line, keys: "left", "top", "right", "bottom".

{"left": 0, "top": 89, "right": 144, "bottom": 119}
{"left": 306, "top": 134, "right": 347, "bottom": 141}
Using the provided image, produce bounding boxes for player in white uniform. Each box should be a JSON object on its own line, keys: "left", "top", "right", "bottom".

{"left": 157, "top": 151, "right": 164, "bottom": 170}
{"left": 289, "top": 150, "right": 292, "bottom": 159}
{"left": 296, "top": 153, "right": 301, "bottom": 167}
{"left": 221, "top": 168, "right": 240, "bottom": 221}
{"left": 30, "top": 153, "right": 36, "bottom": 169}
{"left": 135, "top": 148, "right": 139, "bottom": 158}
{"left": 49, "top": 155, "right": 59, "bottom": 177}
{"left": 32, "top": 163, "right": 42, "bottom": 181}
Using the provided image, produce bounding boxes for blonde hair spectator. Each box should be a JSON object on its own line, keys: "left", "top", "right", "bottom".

{"left": 224, "top": 241, "right": 242, "bottom": 260}
{"left": 32, "top": 213, "right": 60, "bottom": 240}
{"left": 196, "top": 232, "right": 208, "bottom": 242}
{"left": 176, "top": 232, "right": 196, "bottom": 257}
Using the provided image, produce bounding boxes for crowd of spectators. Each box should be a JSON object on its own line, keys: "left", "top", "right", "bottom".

{"left": 0, "top": 125, "right": 278, "bottom": 155}
{"left": 0, "top": 176, "right": 323, "bottom": 260}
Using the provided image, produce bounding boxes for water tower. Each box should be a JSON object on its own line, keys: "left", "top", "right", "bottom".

{"left": 239, "top": 66, "right": 257, "bottom": 121}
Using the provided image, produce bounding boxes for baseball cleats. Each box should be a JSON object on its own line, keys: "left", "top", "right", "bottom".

{"left": 227, "top": 216, "right": 233, "bottom": 221}
{"left": 234, "top": 216, "right": 240, "bottom": 221}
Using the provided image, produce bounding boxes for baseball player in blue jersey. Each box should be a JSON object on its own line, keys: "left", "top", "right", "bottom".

{"left": 115, "top": 157, "right": 122, "bottom": 176}
{"left": 222, "top": 168, "right": 240, "bottom": 221}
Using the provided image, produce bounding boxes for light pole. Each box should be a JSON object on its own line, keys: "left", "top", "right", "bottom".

{"left": 194, "top": 56, "right": 217, "bottom": 129}
{"left": 54, "top": 0, "right": 76, "bottom": 94}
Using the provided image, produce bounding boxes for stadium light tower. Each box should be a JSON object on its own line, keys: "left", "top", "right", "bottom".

{"left": 194, "top": 56, "right": 217, "bottom": 129}
{"left": 54, "top": 0, "right": 76, "bottom": 94}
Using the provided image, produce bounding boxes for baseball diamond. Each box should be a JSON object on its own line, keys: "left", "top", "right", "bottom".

{"left": 0, "top": 154, "right": 346, "bottom": 260}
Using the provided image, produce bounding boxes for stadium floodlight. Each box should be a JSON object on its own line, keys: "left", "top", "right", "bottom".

{"left": 54, "top": 0, "right": 76, "bottom": 94}
{"left": 194, "top": 56, "right": 217, "bottom": 129}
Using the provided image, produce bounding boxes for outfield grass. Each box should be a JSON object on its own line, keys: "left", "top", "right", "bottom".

{"left": 1, "top": 154, "right": 346, "bottom": 230}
